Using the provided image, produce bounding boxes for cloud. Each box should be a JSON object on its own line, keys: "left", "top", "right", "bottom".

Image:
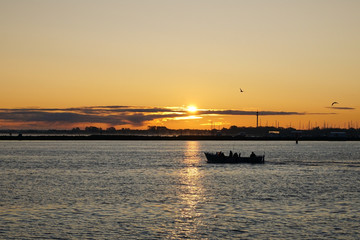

{"left": 199, "top": 110, "right": 305, "bottom": 116}
{"left": 0, "top": 106, "right": 336, "bottom": 129}
{"left": 326, "top": 106, "right": 355, "bottom": 110}
{"left": 0, "top": 106, "right": 185, "bottom": 128}
{"left": 0, "top": 111, "right": 125, "bottom": 125}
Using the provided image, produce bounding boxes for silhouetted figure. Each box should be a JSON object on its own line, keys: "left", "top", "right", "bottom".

{"left": 229, "top": 150, "right": 233, "bottom": 157}
{"left": 233, "top": 152, "right": 238, "bottom": 158}
{"left": 250, "top": 152, "right": 256, "bottom": 158}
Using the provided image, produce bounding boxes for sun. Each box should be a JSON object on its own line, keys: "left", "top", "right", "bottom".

{"left": 187, "top": 105, "right": 198, "bottom": 113}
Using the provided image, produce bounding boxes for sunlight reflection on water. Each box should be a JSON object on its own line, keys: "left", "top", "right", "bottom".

{"left": 170, "top": 141, "right": 205, "bottom": 239}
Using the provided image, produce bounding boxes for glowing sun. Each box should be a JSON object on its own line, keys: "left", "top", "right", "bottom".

{"left": 187, "top": 105, "right": 198, "bottom": 113}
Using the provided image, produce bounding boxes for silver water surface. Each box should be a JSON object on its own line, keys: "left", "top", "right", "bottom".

{"left": 0, "top": 141, "right": 359, "bottom": 239}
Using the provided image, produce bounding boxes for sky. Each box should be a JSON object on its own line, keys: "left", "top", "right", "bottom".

{"left": 1, "top": 0, "right": 359, "bottom": 130}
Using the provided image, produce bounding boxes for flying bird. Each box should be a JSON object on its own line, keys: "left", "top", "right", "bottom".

{"left": 331, "top": 102, "right": 339, "bottom": 106}
{"left": 239, "top": 88, "right": 244, "bottom": 92}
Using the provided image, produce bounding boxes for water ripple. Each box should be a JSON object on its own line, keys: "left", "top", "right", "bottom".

{"left": 0, "top": 141, "right": 359, "bottom": 239}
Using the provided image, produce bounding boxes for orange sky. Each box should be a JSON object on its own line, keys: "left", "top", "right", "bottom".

{"left": 1, "top": 1, "right": 359, "bottom": 130}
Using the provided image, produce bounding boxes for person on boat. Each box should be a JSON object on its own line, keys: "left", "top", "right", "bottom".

{"left": 250, "top": 152, "right": 256, "bottom": 158}
{"left": 229, "top": 150, "right": 233, "bottom": 157}
{"left": 233, "top": 152, "right": 238, "bottom": 158}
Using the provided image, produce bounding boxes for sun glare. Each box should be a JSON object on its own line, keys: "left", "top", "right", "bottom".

{"left": 187, "top": 105, "right": 197, "bottom": 113}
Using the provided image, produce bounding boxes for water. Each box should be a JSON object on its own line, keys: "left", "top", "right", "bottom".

{"left": 0, "top": 141, "right": 359, "bottom": 239}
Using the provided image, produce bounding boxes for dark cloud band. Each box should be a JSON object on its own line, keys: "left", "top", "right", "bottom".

{"left": 0, "top": 106, "right": 334, "bottom": 128}
{"left": 326, "top": 107, "right": 355, "bottom": 110}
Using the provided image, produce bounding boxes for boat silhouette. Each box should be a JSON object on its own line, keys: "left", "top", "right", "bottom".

{"left": 204, "top": 151, "right": 265, "bottom": 164}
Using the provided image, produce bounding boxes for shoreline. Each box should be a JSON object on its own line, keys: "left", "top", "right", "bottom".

{"left": 0, "top": 135, "right": 358, "bottom": 141}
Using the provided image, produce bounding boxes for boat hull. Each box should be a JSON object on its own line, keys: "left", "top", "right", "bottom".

{"left": 204, "top": 152, "right": 265, "bottom": 164}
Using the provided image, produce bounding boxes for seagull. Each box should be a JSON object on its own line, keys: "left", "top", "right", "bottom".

{"left": 240, "top": 88, "right": 244, "bottom": 93}
{"left": 331, "top": 102, "right": 338, "bottom": 106}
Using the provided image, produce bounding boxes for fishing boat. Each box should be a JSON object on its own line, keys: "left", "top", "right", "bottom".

{"left": 204, "top": 152, "right": 265, "bottom": 164}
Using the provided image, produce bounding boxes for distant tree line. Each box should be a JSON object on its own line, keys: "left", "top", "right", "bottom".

{"left": 1, "top": 125, "right": 360, "bottom": 139}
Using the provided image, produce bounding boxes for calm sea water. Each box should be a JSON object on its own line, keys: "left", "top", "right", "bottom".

{"left": 0, "top": 140, "right": 359, "bottom": 239}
